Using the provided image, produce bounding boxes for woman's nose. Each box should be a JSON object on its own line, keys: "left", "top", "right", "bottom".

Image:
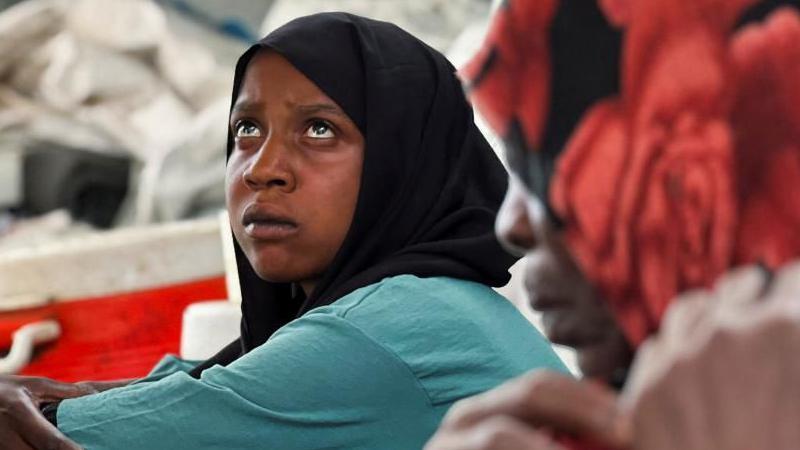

{"left": 496, "top": 181, "right": 538, "bottom": 256}
{"left": 242, "top": 138, "right": 295, "bottom": 192}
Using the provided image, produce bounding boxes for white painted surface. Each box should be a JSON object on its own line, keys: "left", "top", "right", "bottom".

{"left": 219, "top": 210, "right": 242, "bottom": 305}
{"left": 180, "top": 300, "right": 241, "bottom": 360}
{"left": 0, "top": 216, "right": 224, "bottom": 304}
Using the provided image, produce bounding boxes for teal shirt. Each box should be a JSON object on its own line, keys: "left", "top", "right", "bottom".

{"left": 58, "top": 275, "right": 567, "bottom": 449}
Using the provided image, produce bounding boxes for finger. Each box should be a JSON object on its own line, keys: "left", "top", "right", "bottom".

{"left": 10, "top": 392, "right": 82, "bottom": 450}
{"left": 471, "top": 416, "right": 567, "bottom": 450}
{"left": 625, "top": 290, "right": 711, "bottom": 402}
{"left": 764, "top": 261, "right": 800, "bottom": 305}
{"left": 659, "top": 289, "right": 712, "bottom": 349}
{"left": 713, "top": 265, "right": 768, "bottom": 307}
{"left": 442, "top": 372, "right": 563, "bottom": 429}
{"left": 515, "top": 375, "right": 630, "bottom": 448}
{"left": 619, "top": 338, "right": 664, "bottom": 408}
{"left": 0, "top": 427, "right": 35, "bottom": 450}
{"left": 77, "top": 379, "right": 135, "bottom": 393}
{"left": 8, "top": 377, "right": 96, "bottom": 404}
{"left": 444, "top": 371, "right": 629, "bottom": 448}
{"left": 428, "top": 416, "right": 567, "bottom": 450}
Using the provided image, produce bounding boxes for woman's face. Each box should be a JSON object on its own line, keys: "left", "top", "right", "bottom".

{"left": 496, "top": 175, "right": 632, "bottom": 383}
{"left": 226, "top": 50, "right": 364, "bottom": 296}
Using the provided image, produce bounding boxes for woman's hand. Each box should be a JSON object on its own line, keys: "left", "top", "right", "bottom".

{"left": 622, "top": 263, "right": 800, "bottom": 450}
{"left": 0, "top": 376, "right": 94, "bottom": 449}
{"left": 424, "top": 371, "right": 631, "bottom": 450}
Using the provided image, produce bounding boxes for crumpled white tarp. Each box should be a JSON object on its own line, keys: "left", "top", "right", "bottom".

{"left": 0, "top": 0, "right": 240, "bottom": 224}
{"left": 262, "top": 0, "right": 491, "bottom": 53}
{"left": 0, "top": 0, "right": 499, "bottom": 226}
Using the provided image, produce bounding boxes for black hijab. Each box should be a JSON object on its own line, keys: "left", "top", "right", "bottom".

{"left": 190, "top": 12, "right": 516, "bottom": 377}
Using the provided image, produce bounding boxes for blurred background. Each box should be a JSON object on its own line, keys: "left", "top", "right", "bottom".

{"left": 0, "top": 0, "right": 574, "bottom": 381}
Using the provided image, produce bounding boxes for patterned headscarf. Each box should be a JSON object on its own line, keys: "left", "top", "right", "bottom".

{"left": 463, "top": 0, "right": 800, "bottom": 345}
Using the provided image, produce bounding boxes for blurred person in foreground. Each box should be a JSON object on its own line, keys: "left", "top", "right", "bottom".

{"left": 426, "top": 0, "right": 800, "bottom": 448}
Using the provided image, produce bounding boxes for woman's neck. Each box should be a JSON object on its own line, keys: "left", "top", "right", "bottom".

{"left": 299, "top": 280, "right": 317, "bottom": 298}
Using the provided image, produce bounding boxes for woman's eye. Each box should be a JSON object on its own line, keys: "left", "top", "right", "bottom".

{"left": 305, "top": 121, "right": 335, "bottom": 139}
{"left": 235, "top": 121, "right": 261, "bottom": 138}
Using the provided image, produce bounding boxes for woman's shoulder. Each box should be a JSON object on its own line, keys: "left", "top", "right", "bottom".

{"left": 304, "top": 274, "right": 568, "bottom": 405}
{"left": 324, "top": 274, "right": 506, "bottom": 313}
{"left": 312, "top": 275, "right": 521, "bottom": 336}
{"left": 333, "top": 274, "right": 496, "bottom": 306}
{"left": 314, "top": 275, "right": 552, "bottom": 349}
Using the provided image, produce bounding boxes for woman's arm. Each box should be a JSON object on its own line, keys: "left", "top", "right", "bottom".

{"left": 56, "top": 313, "right": 435, "bottom": 450}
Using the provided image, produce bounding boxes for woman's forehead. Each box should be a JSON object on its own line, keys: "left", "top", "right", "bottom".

{"left": 234, "top": 52, "right": 342, "bottom": 113}
{"left": 238, "top": 52, "right": 313, "bottom": 95}
{"left": 231, "top": 46, "right": 362, "bottom": 134}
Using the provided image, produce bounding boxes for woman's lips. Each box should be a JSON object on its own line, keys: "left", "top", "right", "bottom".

{"left": 242, "top": 207, "right": 299, "bottom": 241}
{"left": 244, "top": 221, "right": 298, "bottom": 240}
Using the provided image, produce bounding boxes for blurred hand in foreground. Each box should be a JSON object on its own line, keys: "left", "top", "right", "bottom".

{"left": 425, "top": 263, "right": 800, "bottom": 450}
{"left": 424, "top": 370, "right": 630, "bottom": 450}
{"left": 623, "top": 263, "right": 800, "bottom": 450}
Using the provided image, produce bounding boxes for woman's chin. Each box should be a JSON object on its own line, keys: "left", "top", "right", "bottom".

{"left": 244, "top": 247, "right": 301, "bottom": 282}
{"left": 251, "top": 265, "right": 301, "bottom": 283}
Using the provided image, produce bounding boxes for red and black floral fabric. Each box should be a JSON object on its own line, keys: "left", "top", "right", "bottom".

{"left": 463, "top": 0, "right": 800, "bottom": 346}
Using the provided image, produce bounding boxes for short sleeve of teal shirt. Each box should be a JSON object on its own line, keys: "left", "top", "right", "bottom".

{"left": 58, "top": 275, "right": 567, "bottom": 449}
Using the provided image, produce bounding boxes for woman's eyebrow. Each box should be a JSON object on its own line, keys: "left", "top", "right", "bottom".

{"left": 295, "top": 103, "right": 347, "bottom": 117}
{"left": 231, "top": 101, "right": 345, "bottom": 118}
{"left": 231, "top": 100, "right": 262, "bottom": 115}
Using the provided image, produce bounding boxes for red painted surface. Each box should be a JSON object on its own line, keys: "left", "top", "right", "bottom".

{"left": 0, "top": 276, "right": 227, "bottom": 382}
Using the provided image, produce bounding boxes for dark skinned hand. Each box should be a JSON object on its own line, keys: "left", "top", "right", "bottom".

{"left": 0, "top": 375, "right": 131, "bottom": 450}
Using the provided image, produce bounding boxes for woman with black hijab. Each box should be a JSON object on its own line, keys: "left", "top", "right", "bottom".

{"left": 0, "top": 13, "right": 566, "bottom": 449}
